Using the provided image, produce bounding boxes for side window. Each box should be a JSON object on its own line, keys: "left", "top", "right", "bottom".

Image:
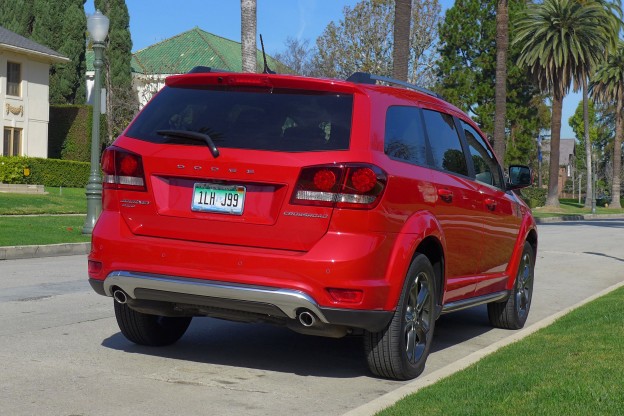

{"left": 384, "top": 106, "right": 427, "bottom": 165}
{"left": 462, "top": 121, "right": 504, "bottom": 189}
{"left": 422, "top": 109, "right": 468, "bottom": 176}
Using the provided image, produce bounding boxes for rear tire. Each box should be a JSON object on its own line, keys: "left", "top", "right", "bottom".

{"left": 488, "top": 241, "right": 534, "bottom": 329}
{"left": 114, "top": 301, "right": 192, "bottom": 346}
{"left": 365, "top": 254, "right": 436, "bottom": 380}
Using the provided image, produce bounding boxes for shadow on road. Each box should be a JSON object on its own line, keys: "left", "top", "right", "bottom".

{"left": 101, "top": 306, "right": 495, "bottom": 379}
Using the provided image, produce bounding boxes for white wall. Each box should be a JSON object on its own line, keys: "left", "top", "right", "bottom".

{"left": 0, "top": 50, "right": 51, "bottom": 158}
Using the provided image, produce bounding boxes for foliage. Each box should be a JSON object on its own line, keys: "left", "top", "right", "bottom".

{"left": 0, "top": 156, "right": 89, "bottom": 188}
{"left": 312, "top": 0, "right": 440, "bottom": 87}
{"left": 514, "top": 0, "right": 617, "bottom": 207}
{"left": 568, "top": 99, "right": 598, "bottom": 182}
{"left": 437, "top": 0, "right": 548, "bottom": 169}
{"left": 273, "top": 38, "right": 314, "bottom": 76}
{"left": 519, "top": 186, "right": 547, "bottom": 208}
{"left": 94, "top": 0, "right": 137, "bottom": 143}
{"left": 49, "top": 105, "right": 91, "bottom": 162}
{"left": 590, "top": 40, "right": 624, "bottom": 207}
{"left": 0, "top": 0, "right": 87, "bottom": 105}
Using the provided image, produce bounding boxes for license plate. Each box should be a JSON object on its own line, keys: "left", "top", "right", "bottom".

{"left": 191, "top": 183, "right": 246, "bottom": 215}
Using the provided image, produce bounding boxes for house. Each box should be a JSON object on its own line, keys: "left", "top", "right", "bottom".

{"left": 86, "top": 27, "right": 289, "bottom": 109}
{"left": 0, "top": 26, "right": 69, "bottom": 158}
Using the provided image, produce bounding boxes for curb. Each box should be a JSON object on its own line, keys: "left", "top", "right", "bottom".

{"left": 0, "top": 242, "right": 91, "bottom": 260}
{"left": 535, "top": 213, "right": 624, "bottom": 223}
{"left": 341, "top": 279, "right": 624, "bottom": 416}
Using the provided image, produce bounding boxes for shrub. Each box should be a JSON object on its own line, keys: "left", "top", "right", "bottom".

{"left": 0, "top": 156, "right": 90, "bottom": 187}
{"left": 48, "top": 105, "right": 108, "bottom": 162}
{"left": 519, "top": 187, "right": 547, "bottom": 208}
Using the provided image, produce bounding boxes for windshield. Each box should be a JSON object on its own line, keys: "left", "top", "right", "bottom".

{"left": 126, "top": 86, "right": 353, "bottom": 152}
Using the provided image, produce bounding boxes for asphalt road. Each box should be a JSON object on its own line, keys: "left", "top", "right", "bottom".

{"left": 1, "top": 220, "right": 623, "bottom": 415}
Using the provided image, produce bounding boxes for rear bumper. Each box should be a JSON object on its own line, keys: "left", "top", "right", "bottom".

{"left": 90, "top": 272, "right": 392, "bottom": 332}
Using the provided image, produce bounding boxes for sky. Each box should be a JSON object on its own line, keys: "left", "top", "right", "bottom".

{"left": 84, "top": 0, "right": 578, "bottom": 138}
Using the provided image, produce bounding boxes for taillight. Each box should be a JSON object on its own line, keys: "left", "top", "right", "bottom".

{"left": 101, "top": 146, "right": 146, "bottom": 191}
{"left": 291, "top": 164, "right": 386, "bottom": 209}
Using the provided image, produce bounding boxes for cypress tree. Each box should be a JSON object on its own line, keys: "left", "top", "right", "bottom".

{"left": 0, "top": 0, "right": 35, "bottom": 36}
{"left": 94, "top": 0, "right": 136, "bottom": 142}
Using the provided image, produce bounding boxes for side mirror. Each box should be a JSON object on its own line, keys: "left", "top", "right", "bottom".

{"left": 507, "top": 165, "right": 532, "bottom": 190}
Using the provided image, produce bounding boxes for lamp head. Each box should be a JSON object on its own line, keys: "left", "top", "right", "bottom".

{"left": 88, "top": 10, "right": 110, "bottom": 43}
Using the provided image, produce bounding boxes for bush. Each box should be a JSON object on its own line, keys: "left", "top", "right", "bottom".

{"left": 519, "top": 187, "right": 547, "bottom": 208}
{"left": 0, "top": 156, "right": 90, "bottom": 187}
{"left": 48, "top": 105, "right": 108, "bottom": 162}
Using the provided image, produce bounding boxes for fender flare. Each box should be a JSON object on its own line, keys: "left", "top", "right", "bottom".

{"left": 381, "top": 210, "right": 446, "bottom": 310}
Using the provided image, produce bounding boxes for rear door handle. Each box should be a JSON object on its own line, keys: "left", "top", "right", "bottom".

{"left": 484, "top": 198, "right": 497, "bottom": 211}
{"left": 437, "top": 188, "right": 453, "bottom": 203}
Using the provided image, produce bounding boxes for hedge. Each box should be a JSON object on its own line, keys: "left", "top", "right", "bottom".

{"left": 520, "top": 187, "right": 547, "bottom": 208}
{"left": 0, "top": 156, "right": 90, "bottom": 188}
{"left": 48, "top": 105, "right": 107, "bottom": 162}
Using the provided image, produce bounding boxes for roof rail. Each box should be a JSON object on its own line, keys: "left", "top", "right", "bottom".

{"left": 346, "top": 72, "right": 440, "bottom": 98}
{"left": 187, "top": 66, "right": 232, "bottom": 74}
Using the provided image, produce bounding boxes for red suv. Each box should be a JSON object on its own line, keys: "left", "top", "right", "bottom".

{"left": 88, "top": 70, "right": 537, "bottom": 380}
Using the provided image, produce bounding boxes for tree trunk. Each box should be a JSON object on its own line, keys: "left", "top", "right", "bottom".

{"left": 582, "top": 78, "right": 593, "bottom": 208}
{"left": 493, "top": 0, "right": 508, "bottom": 163}
{"left": 241, "top": 0, "right": 257, "bottom": 73}
{"left": 546, "top": 93, "right": 563, "bottom": 208}
{"left": 611, "top": 91, "right": 623, "bottom": 208}
{"left": 392, "top": 0, "right": 411, "bottom": 82}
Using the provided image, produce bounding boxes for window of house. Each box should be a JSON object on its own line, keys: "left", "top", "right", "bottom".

{"left": 461, "top": 121, "right": 504, "bottom": 189}
{"left": 3, "top": 128, "right": 22, "bottom": 156}
{"left": 422, "top": 109, "right": 468, "bottom": 176}
{"left": 7, "top": 62, "right": 22, "bottom": 97}
{"left": 384, "top": 106, "right": 428, "bottom": 165}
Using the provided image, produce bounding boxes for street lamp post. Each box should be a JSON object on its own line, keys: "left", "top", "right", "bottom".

{"left": 83, "top": 10, "right": 109, "bottom": 234}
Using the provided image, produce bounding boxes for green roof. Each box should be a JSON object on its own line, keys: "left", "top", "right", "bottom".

{"left": 87, "top": 27, "right": 289, "bottom": 74}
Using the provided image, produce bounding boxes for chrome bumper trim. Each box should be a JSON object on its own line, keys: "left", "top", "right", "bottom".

{"left": 103, "top": 271, "right": 329, "bottom": 323}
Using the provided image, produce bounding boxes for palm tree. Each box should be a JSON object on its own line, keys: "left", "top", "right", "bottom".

{"left": 392, "top": 0, "right": 412, "bottom": 82}
{"left": 493, "top": 0, "right": 509, "bottom": 163}
{"left": 591, "top": 41, "right": 624, "bottom": 209}
{"left": 580, "top": 0, "right": 622, "bottom": 209}
{"left": 241, "top": 0, "right": 257, "bottom": 73}
{"left": 514, "top": 0, "right": 615, "bottom": 207}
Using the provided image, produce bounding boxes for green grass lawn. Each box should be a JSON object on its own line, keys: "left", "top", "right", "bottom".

{"left": 377, "top": 286, "right": 624, "bottom": 416}
{"left": 532, "top": 199, "right": 624, "bottom": 218}
{"left": 0, "top": 215, "right": 90, "bottom": 246}
{"left": 0, "top": 187, "right": 87, "bottom": 215}
{"left": 0, "top": 187, "right": 89, "bottom": 246}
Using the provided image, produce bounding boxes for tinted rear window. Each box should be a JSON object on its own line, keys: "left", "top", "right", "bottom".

{"left": 126, "top": 86, "right": 353, "bottom": 152}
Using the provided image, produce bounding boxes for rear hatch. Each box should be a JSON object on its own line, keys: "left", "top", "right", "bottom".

{"left": 106, "top": 73, "right": 369, "bottom": 252}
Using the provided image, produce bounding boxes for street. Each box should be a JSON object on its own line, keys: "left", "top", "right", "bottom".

{"left": 1, "top": 220, "right": 623, "bottom": 415}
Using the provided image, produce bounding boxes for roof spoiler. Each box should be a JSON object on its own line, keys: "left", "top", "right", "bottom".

{"left": 346, "top": 72, "right": 440, "bottom": 98}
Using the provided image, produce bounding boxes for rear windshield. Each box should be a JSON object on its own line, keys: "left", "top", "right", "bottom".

{"left": 125, "top": 86, "right": 353, "bottom": 152}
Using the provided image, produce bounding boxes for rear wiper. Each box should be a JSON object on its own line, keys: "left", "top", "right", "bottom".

{"left": 157, "top": 130, "right": 220, "bottom": 158}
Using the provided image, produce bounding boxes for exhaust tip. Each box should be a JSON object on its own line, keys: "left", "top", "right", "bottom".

{"left": 113, "top": 289, "right": 128, "bottom": 304}
{"left": 298, "top": 311, "right": 316, "bottom": 327}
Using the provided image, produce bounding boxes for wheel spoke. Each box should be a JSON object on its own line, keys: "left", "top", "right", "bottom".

{"left": 416, "top": 284, "right": 429, "bottom": 313}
